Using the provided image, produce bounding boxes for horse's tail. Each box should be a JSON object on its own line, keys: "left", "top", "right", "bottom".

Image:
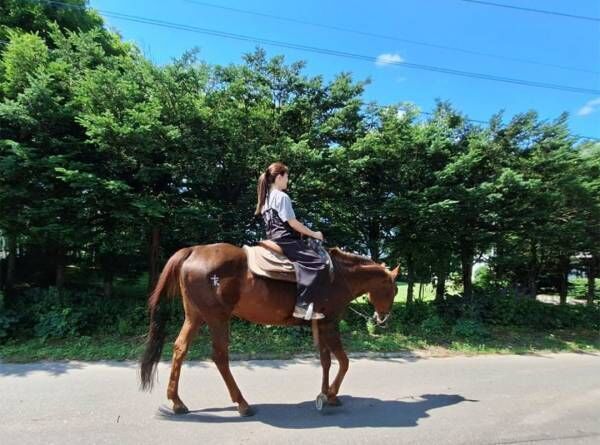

{"left": 140, "top": 247, "right": 193, "bottom": 391}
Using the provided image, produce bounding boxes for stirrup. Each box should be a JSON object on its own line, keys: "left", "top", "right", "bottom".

{"left": 293, "top": 303, "right": 324, "bottom": 320}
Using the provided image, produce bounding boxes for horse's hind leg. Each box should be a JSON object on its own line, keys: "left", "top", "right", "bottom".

{"left": 208, "top": 322, "right": 253, "bottom": 417}
{"left": 167, "top": 315, "right": 203, "bottom": 414}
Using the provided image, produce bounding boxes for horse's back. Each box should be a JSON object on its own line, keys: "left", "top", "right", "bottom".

{"left": 183, "top": 243, "right": 246, "bottom": 272}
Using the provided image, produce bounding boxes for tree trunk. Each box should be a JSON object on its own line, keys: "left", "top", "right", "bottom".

{"left": 527, "top": 241, "right": 538, "bottom": 299}
{"left": 586, "top": 255, "right": 597, "bottom": 306}
{"left": 418, "top": 282, "right": 423, "bottom": 300}
{"left": 147, "top": 226, "right": 160, "bottom": 292}
{"left": 55, "top": 248, "right": 66, "bottom": 290}
{"left": 5, "top": 234, "right": 17, "bottom": 290}
{"left": 558, "top": 254, "right": 570, "bottom": 305}
{"left": 103, "top": 268, "right": 113, "bottom": 299}
{"left": 406, "top": 253, "right": 414, "bottom": 305}
{"left": 435, "top": 260, "right": 448, "bottom": 302}
{"left": 460, "top": 240, "right": 474, "bottom": 300}
{"left": 367, "top": 220, "right": 380, "bottom": 262}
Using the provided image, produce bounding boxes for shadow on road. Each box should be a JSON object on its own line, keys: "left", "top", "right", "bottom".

{"left": 0, "top": 361, "right": 85, "bottom": 377}
{"left": 156, "top": 393, "right": 474, "bottom": 428}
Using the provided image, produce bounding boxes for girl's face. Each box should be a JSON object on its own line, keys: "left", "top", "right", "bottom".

{"left": 275, "top": 172, "right": 289, "bottom": 190}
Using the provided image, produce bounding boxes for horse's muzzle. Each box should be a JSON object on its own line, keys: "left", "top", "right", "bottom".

{"left": 373, "top": 311, "right": 391, "bottom": 327}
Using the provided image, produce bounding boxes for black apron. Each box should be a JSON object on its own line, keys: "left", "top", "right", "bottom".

{"left": 262, "top": 207, "right": 328, "bottom": 306}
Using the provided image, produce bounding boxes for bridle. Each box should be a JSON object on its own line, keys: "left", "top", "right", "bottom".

{"left": 348, "top": 304, "right": 390, "bottom": 327}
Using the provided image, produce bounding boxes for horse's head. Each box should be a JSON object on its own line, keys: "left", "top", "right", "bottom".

{"left": 367, "top": 263, "right": 400, "bottom": 326}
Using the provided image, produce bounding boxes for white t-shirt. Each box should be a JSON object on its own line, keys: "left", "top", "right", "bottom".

{"left": 262, "top": 189, "right": 296, "bottom": 222}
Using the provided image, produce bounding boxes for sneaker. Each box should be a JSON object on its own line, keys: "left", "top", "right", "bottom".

{"left": 293, "top": 302, "right": 325, "bottom": 320}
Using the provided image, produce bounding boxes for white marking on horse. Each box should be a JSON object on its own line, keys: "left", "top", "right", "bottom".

{"left": 210, "top": 274, "right": 220, "bottom": 287}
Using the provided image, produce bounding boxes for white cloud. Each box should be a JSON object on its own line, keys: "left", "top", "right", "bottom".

{"left": 577, "top": 97, "right": 600, "bottom": 116}
{"left": 375, "top": 53, "right": 404, "bottom": 67}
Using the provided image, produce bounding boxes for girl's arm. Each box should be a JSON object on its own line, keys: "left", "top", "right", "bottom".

{"left": 287, "top": 219, "right": 323, "bottom": 240}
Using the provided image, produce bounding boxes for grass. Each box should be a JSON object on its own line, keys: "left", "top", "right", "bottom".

{"left": 2, "top": 321, "right": 598, "bottom": 363}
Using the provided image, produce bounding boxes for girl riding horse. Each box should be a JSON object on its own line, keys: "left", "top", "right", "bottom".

{"left": 255, "top": 162, "right": 328, "bottom": 320}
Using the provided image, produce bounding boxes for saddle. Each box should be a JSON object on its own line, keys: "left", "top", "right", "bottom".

{"left": 242, "top": 239, "right": 334, "bottom": 283}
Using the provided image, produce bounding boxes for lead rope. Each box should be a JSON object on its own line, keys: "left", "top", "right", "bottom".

{"left": 348, "top": 297, "right": 390, "bottom": 326}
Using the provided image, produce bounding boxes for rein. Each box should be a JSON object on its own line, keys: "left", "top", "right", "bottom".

{"left": 348, "top": 304, "right": 390, "bottom": 327}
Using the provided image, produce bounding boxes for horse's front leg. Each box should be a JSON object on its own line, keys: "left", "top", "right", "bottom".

{"left": 208, "top": 322, "right": 253, "bottom": 417}
{"left": 319, "top": 341, "right": 331, "bottom": 396}
{"left": 322, "top": 328, "right": 348, "bottom": 406}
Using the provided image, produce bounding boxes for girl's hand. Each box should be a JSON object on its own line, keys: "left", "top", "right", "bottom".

{"left": 313, "top": 231, "right": 324, "bottom": 241}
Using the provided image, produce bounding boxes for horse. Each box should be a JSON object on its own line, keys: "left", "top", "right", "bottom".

{"left": 139, "top": 242, "right": 399, "bottom": 416}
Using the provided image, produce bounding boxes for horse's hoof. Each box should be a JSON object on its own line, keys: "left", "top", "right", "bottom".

{"left": 315, "top": 393, "right": 328, "bottom": 412}
{"left": 327, "top": 396, "right": 342, "bottom": 407}
{"left": 172, "top": 404, "right": 189, "bottom": 415}
{"left": 238, "top": 405, "right": 255, "bottom": 417}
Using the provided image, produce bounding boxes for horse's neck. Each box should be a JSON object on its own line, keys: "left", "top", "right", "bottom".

{"left": 338, "top": 261, "right": 383, "bottom": 302}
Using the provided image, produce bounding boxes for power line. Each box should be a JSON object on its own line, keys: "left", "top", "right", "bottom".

{"left": 1, "top": 33, "right": 598, "bottom": 141}
{"left": 462, "top": 0, "right": 600, "bottom": 23}
{"left": 417, "top": 111, "right": 600, "bottom": 142}
{"left": 183, "top": 0, "right": 598, "bottom": 75}
{"left": 37, "top": 0, "right": 600, "bottom": 96}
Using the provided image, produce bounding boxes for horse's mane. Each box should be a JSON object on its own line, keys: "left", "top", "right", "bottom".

{"left": 328, "top": 247, "right": 376, "bottom": 267}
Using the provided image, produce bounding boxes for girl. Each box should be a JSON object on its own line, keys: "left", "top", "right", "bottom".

{"left": 255, "top": 162, "right": 327, "bottom": 320}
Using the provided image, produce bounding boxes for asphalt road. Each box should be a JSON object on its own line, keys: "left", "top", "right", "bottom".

{"left": 1, "top": 353, "right": 599, "bottom": 444}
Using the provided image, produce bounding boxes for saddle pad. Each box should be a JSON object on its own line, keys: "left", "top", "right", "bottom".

{"left": 242, "top": 245, "right": 297, "bottom": 282}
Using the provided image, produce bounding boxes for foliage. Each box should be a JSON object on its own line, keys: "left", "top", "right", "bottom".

{"left": 1, "top": 0, "right": 598, "bottom": 349}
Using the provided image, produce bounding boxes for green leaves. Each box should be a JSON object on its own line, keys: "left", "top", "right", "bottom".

{"left": 1, "top": 31, "right": 48, "bottom": 98}
{"left": 0, "top": 0, "right": 597, "bottom": 303}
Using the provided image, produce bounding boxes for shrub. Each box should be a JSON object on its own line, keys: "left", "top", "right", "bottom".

{"left": 399, "top": 299, "right": 433, "bottom": 325}
{"left": 473, "top": 265, "right": 494, "bottom": 289}
{"left": 420, "top": 314, "right": 447, "bottom": 340}
{"left": 0, "top": 291, "right": 18, "bottom": 340}
{"left": 569, "top": 278, "right": 599, "bottom": 300}
{"left": 452, "top": 319, "right": 489, "bottom": 341}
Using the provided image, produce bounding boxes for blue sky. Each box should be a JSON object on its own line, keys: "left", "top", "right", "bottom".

{"left": 89, "top": 0, "right": 600, "bottom": 139}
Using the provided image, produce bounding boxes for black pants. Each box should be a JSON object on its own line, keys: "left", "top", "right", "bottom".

{"left": 273, "top": 238, "right": 328, "bottom": 306}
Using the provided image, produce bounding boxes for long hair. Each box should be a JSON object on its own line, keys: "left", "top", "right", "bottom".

{"left": 255, "top": 162, "right": 289, "bottom": 215}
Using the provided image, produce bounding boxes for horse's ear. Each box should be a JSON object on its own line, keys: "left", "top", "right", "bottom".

{"left": 390, "top": 265, "right": 400, "bottom": 280}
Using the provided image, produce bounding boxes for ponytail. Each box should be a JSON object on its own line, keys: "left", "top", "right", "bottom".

{"left": 255, "top": 171, "right": 269, "bottom": 215}
{"left": 255, "top": 162, "right": 289, "bottom": 216}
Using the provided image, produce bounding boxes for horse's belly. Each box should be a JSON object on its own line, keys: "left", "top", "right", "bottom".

{"left": 232, "top": 296, "right": 299, "bottom": 326}
{"left": 233, "top": 276, "right": 299, "bottom": 325}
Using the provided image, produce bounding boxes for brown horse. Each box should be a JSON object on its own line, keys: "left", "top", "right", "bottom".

{"left": 140, "top": 243, "right": 399, "bottom": 416}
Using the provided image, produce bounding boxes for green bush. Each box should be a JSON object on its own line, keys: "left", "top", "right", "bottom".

{"left": 34, "top": 307, "right": 81, "bottom": 339}
{"left": 399, "top": 299, "right": 433, "bottom": 325}
{"left": 569, "top": 278, "right": 599, "bottom": 300}
{"left": 338, "top": 319, "right": 352, "bottom": 333}
{"left": 5, "top": 287, "right": 150, "bottom": 339}
{"left": 452, "top": 319, "right": 489, "bottom": 341}
{"left": 420, "top": 314, "right": 447, "bottom": 339}
{"left": 0, "top": 291, "right": 18, "bottom": 340}
{"left": 2, "top": 282, "right": 598, "bottom": 344}
{"left": 473, "top": 265, "right": 493, "bottom": 289}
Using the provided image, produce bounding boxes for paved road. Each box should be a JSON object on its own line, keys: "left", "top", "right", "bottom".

{"left": 1, "top": 353, "right": 599, "bottom": 444}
